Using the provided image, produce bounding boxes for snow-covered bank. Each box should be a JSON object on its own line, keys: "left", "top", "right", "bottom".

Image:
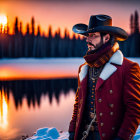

{"left": 26, "top": 126, "right": 140, "bottom": 140}
{"left": 0, "top": 57, "right": 139, "bottom": 64}
{"left": 26, "top": 127, "right": 69, "bottom": 140}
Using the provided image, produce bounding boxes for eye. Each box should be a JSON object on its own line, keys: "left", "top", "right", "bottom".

{"left": 89, "top": 34, "right": 95, "bottom": 37}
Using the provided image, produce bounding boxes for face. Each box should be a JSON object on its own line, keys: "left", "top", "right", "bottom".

{"left": 86, "top": 32, "right": 110, "bottom": 52}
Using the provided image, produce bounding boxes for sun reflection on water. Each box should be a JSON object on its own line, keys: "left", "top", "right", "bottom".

{"left": 0, "top": 88, "right": 8, "bottom": 129}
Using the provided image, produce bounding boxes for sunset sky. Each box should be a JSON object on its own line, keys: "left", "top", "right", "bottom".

{"left": 0, "top": 0, "right": 140, "bottom": 37}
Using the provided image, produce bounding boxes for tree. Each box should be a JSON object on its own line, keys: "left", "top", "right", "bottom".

{"left": 31, "top": 17, "right": 35, "bottom": 36}
{"left": 37, "top": 25, "right": 41, "bottom": 36}
{"left": 130, "top": 14, "right": 134, "bottom": 34}
{"left": 26, "top": 23, "right": 30, "bottom": 35}
{"left": 48, "top": 25, "right": 52, "bottom": 38}
{"left": 14, "top": 17, "right": 19, "bottom": 35}
{"left": 19, "top": 21, "right": 23, "bottom": 35}
{"left": 134, "top": 10, "right": 139, "bottom": 33}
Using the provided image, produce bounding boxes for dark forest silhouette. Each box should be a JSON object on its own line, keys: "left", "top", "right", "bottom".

{"left": 0, "top": 10, "right": 140, "bottom": 58}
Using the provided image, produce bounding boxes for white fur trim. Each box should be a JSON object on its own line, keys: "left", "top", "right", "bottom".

{"left": 109, "top": 50, "right": 123, "bottom": 65}
{"left": 99, "top": 50, "right": 123, "bottom": 80}
{"left": 79, "top": 64, "right": 88, "bottom": 82}
{"left": 99, "top": 63, "right": 117, "bottom": 80}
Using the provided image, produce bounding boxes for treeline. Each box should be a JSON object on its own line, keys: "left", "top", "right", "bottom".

{"left": 0, "top": 16, "right": 87, "bottom": 58}
{"left": 0, "top": 10, "right": 140, "bottom": 58}
{"left": 0, "top": 30, "right": 86, "bottom": 58}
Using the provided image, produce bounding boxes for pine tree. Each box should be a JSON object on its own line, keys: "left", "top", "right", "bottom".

{"left": 130, "top": 14, "right": 134, "bottom": 34}
{"left": 19, "top": 22, "right": 23, "bottom": 35}
{"left": 134, "top": 10, "right": 139, "bottom": 33}
{"left": 26, "top": 23, "right": 30, "bottom": 35}
{"left": 31, "top": 17, "right": 35, "bottom": 36}
{"left": 37, "top": 25, "right": 41, "bottom": 36}
{"left": 14, "top": 17, "right": 19, "bottom": 35}
{"left": 48, "top": 25, "right": 52, "bottom": 38}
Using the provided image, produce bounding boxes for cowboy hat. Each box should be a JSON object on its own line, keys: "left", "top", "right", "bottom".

{"left": 72, "top": 14, "right": 128, "bottom": 41}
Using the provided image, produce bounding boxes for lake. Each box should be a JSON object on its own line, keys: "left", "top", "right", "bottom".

{"left": 0, "top": 58, "right": 85, "bottom": 140}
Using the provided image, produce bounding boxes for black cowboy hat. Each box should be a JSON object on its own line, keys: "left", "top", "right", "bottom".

{"left": 72, "top": 14, "right": 128, "bottom": 41}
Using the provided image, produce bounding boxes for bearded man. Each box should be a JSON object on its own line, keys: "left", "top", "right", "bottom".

{"left": 68, "top": 14, "right": 140, "bottom": 140}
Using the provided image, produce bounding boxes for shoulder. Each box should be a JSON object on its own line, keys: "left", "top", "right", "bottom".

{"left": 123, "top": 57, "right": 140, "bottom": 70}
{"left": 122, "top": 57, "right": 140, "bottom": 79}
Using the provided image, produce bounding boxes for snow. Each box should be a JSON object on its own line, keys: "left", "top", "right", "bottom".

{"left": 0, "top": 57, "right": 139, "bottom": 65}
{"left": 26, "top": 126, "right": 140, "bottom": 140}
{"left": 26, "top": 127, "right": 69, "bottom": 140}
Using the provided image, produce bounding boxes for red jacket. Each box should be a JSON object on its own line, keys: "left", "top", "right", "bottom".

{"left": 69, "top": 50, "right": 140, "bottom": 140}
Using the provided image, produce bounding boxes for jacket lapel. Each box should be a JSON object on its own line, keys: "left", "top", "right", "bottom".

{"left": 96, "top": 50, "right": 124, "bottom": 90}
{"left": 96, "top": 63, "right": 117, "bottom": 91}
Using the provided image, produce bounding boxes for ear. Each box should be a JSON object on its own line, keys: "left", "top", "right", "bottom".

{"left": 103, "top": 34, "right": 110, "bottom": 43}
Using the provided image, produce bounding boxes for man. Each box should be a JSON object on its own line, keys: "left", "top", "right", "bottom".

{"left": 68, "top": 15, "right": 140, "bottom": 140}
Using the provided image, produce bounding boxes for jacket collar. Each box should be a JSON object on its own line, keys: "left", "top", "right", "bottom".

{"left": 79, "top": 49, "right": 123, "bottom": 82}
{"left": 99, "top": 49, "right": 123, "bottom": 80}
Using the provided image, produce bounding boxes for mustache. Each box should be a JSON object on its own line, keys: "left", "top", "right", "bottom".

{"left": 88, "top": 42, "right": 95, "bottom": 47}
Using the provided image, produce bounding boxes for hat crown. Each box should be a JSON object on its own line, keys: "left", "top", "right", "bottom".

{"left": 88, "top": 15, "right": 112, "bottom": 29}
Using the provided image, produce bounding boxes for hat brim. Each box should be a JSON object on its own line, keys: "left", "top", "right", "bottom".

{"left": 72, "top": 24, "right": 128, "bottom": 41}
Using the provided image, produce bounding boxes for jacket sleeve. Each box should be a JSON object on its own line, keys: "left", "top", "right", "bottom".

{"left": 68, "top": 65, "right": 81, "bottom": 132}
{"left": 118, "top": 62, "right": 140, "bottom": 140}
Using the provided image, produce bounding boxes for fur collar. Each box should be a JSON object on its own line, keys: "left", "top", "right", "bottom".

{"left": 79, "top": 49, "right": 123, "bottom": 82}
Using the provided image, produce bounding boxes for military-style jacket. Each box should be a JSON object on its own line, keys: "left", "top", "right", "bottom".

{"left": 69, "top": 50, "right": 140, "bottom": 140}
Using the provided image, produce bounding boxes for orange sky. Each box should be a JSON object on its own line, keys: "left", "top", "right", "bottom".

{"left": 0, "top": 1, "right": 140, "bottom": 37}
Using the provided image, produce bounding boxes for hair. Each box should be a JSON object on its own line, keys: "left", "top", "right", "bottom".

{"left": 100, "top": 32, "right": 117, "bottom": 46}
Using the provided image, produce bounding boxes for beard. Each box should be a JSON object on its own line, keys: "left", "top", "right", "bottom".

{"left": 87, "top": 40, "right": 103, "bottom": 54}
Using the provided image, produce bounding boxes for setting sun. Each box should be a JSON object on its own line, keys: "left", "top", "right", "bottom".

{"left": 0, "top": 15, "right": 7, "bottom": 25}
{"left": 0, "top": 14, "right": 8, "bottom": 33}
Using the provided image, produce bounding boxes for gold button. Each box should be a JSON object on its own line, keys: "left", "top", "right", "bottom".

{"left": 102, "top": 133, "right": 106, "bottom": 137}
{"left": 91, "top": 101, "right": 93, "bottom": 104}
{"left": 98, "top": 98, "right": 102, "bottom": 103}
{"left": 109, "top": 90, "right": 113, "bottom": 94}
{"left": 93, "top": 80, "right": 95, "bottom": 83}
{"left": 99, "top": 112, "right": 103, "bottom": 116}
{"left": 100, "top": 123, "right": 104, "bottom": 126}
{"left": 109, "top": 104, "right": 114, "bottom": 108}
{"left": 91, "top": 108, "right": 93, "bottom": 110}
{"left": 92, "top": 88, "right": 94, "bottom": 90}
{"left": 112, "top": 127, "right": 115, "bottom": 130}
{"left": 110, "top": 112, "right": 114, "bottom": 116}
{"left": 91, "top": 95, "right": 94, "bottom": 98}
{"left": 92, "top": 92, "right": 94, "bottom": 93}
